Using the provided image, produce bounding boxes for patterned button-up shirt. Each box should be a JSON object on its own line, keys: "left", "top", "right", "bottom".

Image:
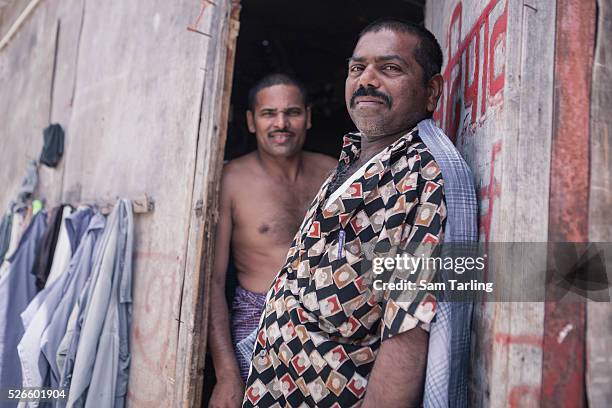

{"left": 243, "top": 127, "right": 447, "bottom": 407}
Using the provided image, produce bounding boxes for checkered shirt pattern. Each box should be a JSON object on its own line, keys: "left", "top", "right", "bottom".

{"left": 238, "top": 120, "right": 478, "bottom": 407}
{"left": 242, "top": 127, "right": 447, "bottom": 407}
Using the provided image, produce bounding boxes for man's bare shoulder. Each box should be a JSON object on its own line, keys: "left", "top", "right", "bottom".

{"left": 303, "top": 151, "right": 337, "bottom": 176}
{"left": 222, "top": 152, "right": 260, "bottom": 192}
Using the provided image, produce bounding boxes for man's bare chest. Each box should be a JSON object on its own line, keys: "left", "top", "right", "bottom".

{"left": 233, "top": 181, "right": 318, "bottom": 245}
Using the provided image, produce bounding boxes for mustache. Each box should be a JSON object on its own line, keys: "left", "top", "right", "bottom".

{"left": 269, "top": 129, "right": 294, "bottom": 136}
{"left": 350, "top": 86, "right": 392, "bottom": 108}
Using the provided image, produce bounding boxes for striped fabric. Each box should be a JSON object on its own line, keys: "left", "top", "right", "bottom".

{"left": 231, "top": 285, "right": 266, "bottom": 382}
{"left": 418, "top": 119, "right": 479, "bottom": 408}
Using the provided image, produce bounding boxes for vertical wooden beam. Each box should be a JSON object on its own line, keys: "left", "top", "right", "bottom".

{"left": 587, "top": 0, "right": 612, "bottom": 406}
{"left": 174, "top": 0, "right": 241, "bottom": 407}
{"left": 543, "top": 0, "right": 596, "bottom": 406}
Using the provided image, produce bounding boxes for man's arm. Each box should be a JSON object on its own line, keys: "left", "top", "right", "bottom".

{"left": 363, "top": 148, "right": 446, "bottom": 407}
{"left": 362, "top": 327, "right": 429, "bottom": 408}
{"left": 208, "top": 168, "right": 244, "bottom": 407}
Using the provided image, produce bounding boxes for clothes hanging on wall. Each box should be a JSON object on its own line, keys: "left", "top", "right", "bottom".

{"left": 0, "top": 210, "right": 47, "bottom": 401}
{"left": 0, "top": 199, "right": 136, "bottom": 408}
{"left": 18, "top": 208, "right": 98, "bottom": 401}
{"left": 63, "top": 199, "right": 133, "bottom": 408}
{"left": 45, "top": 206, "right": 75, "bottom": 288}
{"left": 39, "top": 124, "right": 65, "bottom": 168}
{"left": 21, "top": 209, "right": 93, "bottom": 324}
{"left": 41, "top": 213, "right": 105, "bottom": 391}
{"left": 0, "top": 211, "right": 12, "bottom": 265}
{"left": 0, "top": 210, "right": 26, "bottom": 281}
{"left": 22, "top": 208, "right": 96, "bottom": 331}
{"left": 12, "top": 161, "right": 38, "bottom": 213}
{"left": 31, "top": 205, "right": 72, "bottom": 290}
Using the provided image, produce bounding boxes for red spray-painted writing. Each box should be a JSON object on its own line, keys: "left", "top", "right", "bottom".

{"left": 434, "top": 0, "right": 508, "bottom": 143}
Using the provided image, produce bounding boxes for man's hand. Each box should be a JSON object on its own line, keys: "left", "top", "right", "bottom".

{"left": 209, "top": 375, "right": 245, "bottom": 408}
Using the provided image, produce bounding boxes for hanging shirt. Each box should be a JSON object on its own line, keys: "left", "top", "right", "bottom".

{"left": 56, "top": 284, "right": 88, "bottom": 403}
{"left": 41, "top": 213, "right": 105, "bottom": 389}
{"left": 31, "top": 205, "right": 71, "bottom": 290}
{"left": 21, "top": 209, "right": 93, "bottom": 331}
{"left": 242, "top": 127, "right": 447, "bottom": 407}
{"left": 0, "top": 210, "right": 26, "bottom": 281}
{"left": 0, "top": 211, "right": 12, "bottom": 265}
{"left": 39, "top": 123, "right": 65, "bottom": 168}
{"left": 0, "top": 211, "right": 47, "bottom": 406}
{"left": 17, "top": 209, "right": 98, "bottom": 398}
{"left": 45, "top": 206, "right": 74, "bottom": 288}
{"left": 65, "top": 199, "right": 133, "bottom": 408}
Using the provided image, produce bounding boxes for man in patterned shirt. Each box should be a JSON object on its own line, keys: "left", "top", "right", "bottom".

{"left": 243, "top": 20, "right": 450, "bottom": 407}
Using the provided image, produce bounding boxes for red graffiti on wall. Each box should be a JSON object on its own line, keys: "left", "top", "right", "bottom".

{"left": 495, "top": 332, "right": 542, "bottom": 348}
{"left": 187, "top": 0, "right": 216, "bottom": 36}
{"left": 479, "top": 141, "right": 502, "bottom": 244}
{"left": 128, "top": 251, "right": 180, "bottom": 405}
{"left": 508, "top": 385, "right": 540, "bottom": 408}
{"left": 434, "top": 0, "right": 508, "bottom": 143}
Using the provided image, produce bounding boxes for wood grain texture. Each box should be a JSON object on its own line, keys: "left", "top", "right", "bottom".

{"left": 542, "top": 1, "right": 596, "bottom": 406}
{"left": 587, "top": 0, "right": 612, "bottom": 406}
{"left": 0, "top": 0, "right": 34, "bottom": 41}
{"left": 173, "top": 1, "right": 241, "bottom": 406}
{"left": 1, "top": 1, "right": 211, "bottom": 406}
{"left": 0, "top": 0, "right": 61, "bottom": 211}
{"left": 493, "top": 1, "right": 555, "bottom": 407}
{"left": 425, "top": 1, "right": 556, "bottom": 406}
{"left": 59, "top": 1, "right": 209, "bottom": 404}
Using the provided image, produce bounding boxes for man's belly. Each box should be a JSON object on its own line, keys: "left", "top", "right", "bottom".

{"left": 233, "top": 245, "right": 288, "bottom": 294}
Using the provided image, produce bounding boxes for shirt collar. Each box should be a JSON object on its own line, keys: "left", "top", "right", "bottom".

{"left": 311, "top": 126, "right": 421, "bottom": 221}
{"left": 337, "top": 126, "right": 419, "bottom": 166}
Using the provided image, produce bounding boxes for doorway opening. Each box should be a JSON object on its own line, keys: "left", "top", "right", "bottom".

{"left": 203, "top": 0, "right": 425, "bottom": 405}
{"left": 224, "top": 0, "right": 426, "bottom": 161}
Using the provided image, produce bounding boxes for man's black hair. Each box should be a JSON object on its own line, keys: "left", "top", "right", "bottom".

{"left": 358, "top": 18, "right": 443, "bottom": 84}
{"left": 247, "top": 73, "right": 309, "bottom": 111}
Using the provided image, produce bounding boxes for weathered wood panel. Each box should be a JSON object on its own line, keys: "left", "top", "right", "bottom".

{"left": 542, "top": 1, "right": 596, "bottom": 406}
{"left": 497, "top": 1, "right": 555, "bottom": 406}
{"left": 587, "top": 0, "right": 612, "bottom": 406}
{"left": 172, "top": 1, "right": 240, "bottom": 406}
{"left": 425, "top": 0, "right": 556, "bottom": 406}
{"left": 1, "top": 1, "right": 215, "bottom": 406}
{"left": 0, "top": 0, "right": 35, "bottom": 42}
{"left": 58, "top": 1, "right": 210, "bottom": 406}
{"left": 0, "top": 0, "right": 60, "bottom": 210}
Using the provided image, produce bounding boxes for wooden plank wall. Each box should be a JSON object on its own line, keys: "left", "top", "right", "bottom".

{"left": 2, "top": 0, "right": 608, "bottom": 406}
{"left": 173, "top": 1, "right": 240, "bottom": 407}
{"left": 0, "top": 0, "right": 60, "bottom": 208}
{"left": 587, "top": 0, "right": 612, "bottom": 406}
{"left": 542, "top": 1, "right": 595, "bottom": 406}
{"left": 0, "top": 0, "right": 32, "bottom": 40}
{"left": 0, "top": 1, "right": 229, "bottom": 406}
{"left": 427, "top": 0, "right": 612, "bottom": 406}
{"left": 425, "top": 0, "right": 556, "bottom": 406}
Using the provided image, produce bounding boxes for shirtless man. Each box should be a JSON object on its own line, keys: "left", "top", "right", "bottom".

{"left": 208, "top": 73, "right": 336, "bottom": 408}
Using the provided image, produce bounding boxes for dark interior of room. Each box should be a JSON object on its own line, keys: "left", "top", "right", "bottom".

{"left": 206, "top": 1, "right": 425, "bottom": 405}
{"left": 224, "top": 0, "right": 425, "bottom": 161}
